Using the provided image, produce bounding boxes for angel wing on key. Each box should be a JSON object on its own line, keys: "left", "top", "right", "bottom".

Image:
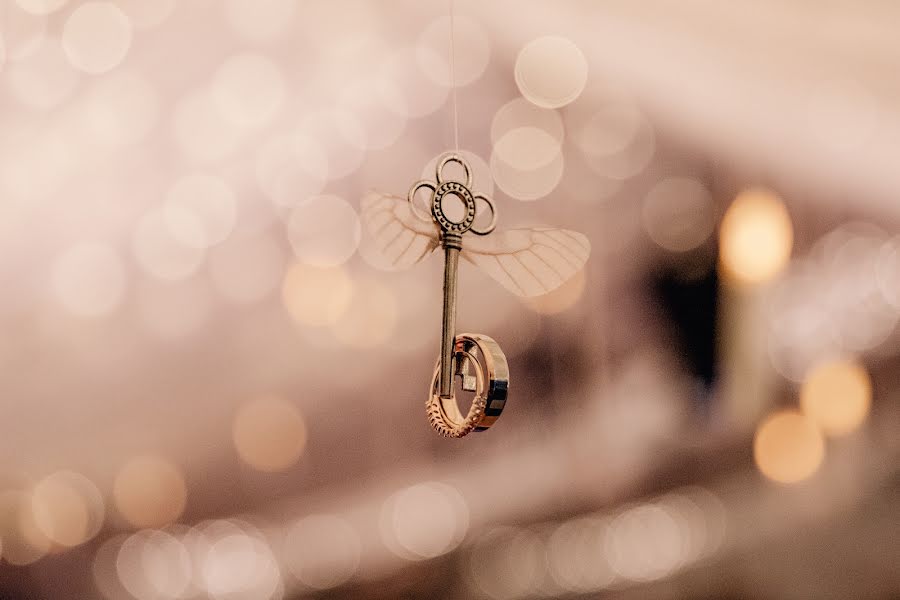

{"left": 360, "top": 190, "right": 591, "bottom": 297}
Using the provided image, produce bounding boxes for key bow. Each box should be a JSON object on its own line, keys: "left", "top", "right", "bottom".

{"left": 407, "top": 153, "right": 497, "bottom": 237}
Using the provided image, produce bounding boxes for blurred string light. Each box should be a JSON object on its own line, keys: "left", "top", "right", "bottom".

{"left": 380, "top": 482, "right": 469, "bottom": 561}
{"left": 284, "top": 514, "right": 361, "bottom": 590}
{"left": 416, "top": 15, "right": 490, "bottom": 87}
{"left": 50, "top": 241, "right": 125, "bottom": 318}
{"left": 211, "top": 53, "right": 286, "bottom": 129}
{"left": 468, "top": 488, "right": 726, "bottom": 598}
{"left": 208, "top": 234, "right": 284, "bottom": 305}
{"left": 133, "top": 209, "right": 206, "bottom": 281}
{"left": 282, "top": 263, "right": 353, "bottom": 327}
{"left": 570, "top": 99, "right": 656, "bottom": 180}
{"left": 164, "top": 174, "right": 237, "bottom": 249}
{"left": 719, "top": 188, "right": 793, "bottom": 285}
{"left": 7, "top": 38, "right": 79, "bottom": 109}
{"left": 753, "top": 410, "right": 824, "bottom": 484}
{"left": 642, "top": 177, "right": 715, "bottom": 253}
{"left": 61, "top": 2, "right": 132, "bottom": 74}
{"left": 31, "top": 470, "right": 105, "bottom": 548}
{"left": 800, "top": 358, "right": 871, "bottom": 436}
{"left": 78, "top": 70, "right": 160, "bottom": 147}
{"left": 286, "top": 195, "right": 361, "bottom": 267}
{"left": 232, "top": 396, "right": 307, "bottom": 473}
{"left": 113, "top": 455, "right": 187, "bottom": 529}
{"left": 514, "top": 36, "right": 587, "bottom": 109}
{"left": 223, "top": 0, "right": 296, "bottom": 43}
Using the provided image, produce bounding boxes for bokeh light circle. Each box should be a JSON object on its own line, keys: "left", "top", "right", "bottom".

{"left": 224, "top": 0, "right": 296, "bottom": 42}
{"left": 118, "top": 0, "right": 175, "bottom": 29}
{"left": 31, "top": 470, "right": 105, "bottom": 547}
{"left": 572, "top": 102, "right": 656, "bottom": 179}
{"left": 15, "top": 0, "right": 67, "bottom": 15}
{"left": 113, "top": 455, "right": 187, "bottom": 529}
{"left": 7, "top": 39, "right": 79, "bottom": 109}
{"left": 164, "top": 174, "right": 237, "bottom": 249}
{"left": 753, "top": 410, "right": 825, "bottom": 484}
{"left": 299, "top": 110, "right": 367, "bottom": 180}
{"left": 331, "top": 279, "right": 398, "bottom": 348}
{"left": 255, "top": 134, "right": 328, "bottom": 210}
{"left": 62, "top": 2, "right": 132, "bottom": 74}
{"left": 212, "top": 53, "right": 286, "bottom": 128}
{"left": 233, "top": 396, "right": 307, "bottom": 472}
{"left": 116, "top": 529, "right": 192, "bottom": 600}
{"left": 209, "top": 234, "right": 284, "bottom": 305}
{"left": 51, "top": 241, "right": 125, "bottom": 317}
{"left": 80, "top": 70, "right": 159, "bottom": 146}
{"left": 0, "top": 490, "right": 51, "bottom": 566}
{"left": 493, "top": 126, "right": 562, "bottom": 171}
{"left": 285, "top": 515, "right": 361, "bottom": 589}
{"left": 416, "top": 15, "right": 490, "bottom": 87}
{"left": 491, "top": 97, "right": 564, "bottom": 147}
{"left": 287, "top": 195, "right": 361, "bottom": 267}
{"left": 282, "top": 263, "right": 353, "bottom": 327}
{"left": 173, "top": 90, "right": 240, "bottom": 163}
{"left": 720, "top": 188, "right": 793, "bottom": 285}
{"left": 643, "top": 177, "right": 715, "bottom": 252}
{"left": 381, "top": 482, "right": 469, "bottom": 560}
{"left": 491, "top": 147, "right": 564, "bottom": 201}
{"left": 515, "top": 36, "right": 588, "bottom": 108}
{"left": 133, "top": 210, "right": 206, "bottom": 281}
{"left": 800, "top": 358, "right": 871, "bottom": 436}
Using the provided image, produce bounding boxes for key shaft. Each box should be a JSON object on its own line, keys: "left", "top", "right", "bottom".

{"left": 439, "top": 233, "right": 462, "bottom": 398}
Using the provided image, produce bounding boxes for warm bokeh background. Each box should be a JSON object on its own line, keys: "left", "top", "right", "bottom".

{"left": 0, "top": 0, "right": 898, "bottom": 598}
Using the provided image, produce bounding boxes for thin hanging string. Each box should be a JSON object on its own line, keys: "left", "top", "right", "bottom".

{"left": 449, "top": 0, "right": 460, "bottom": 152}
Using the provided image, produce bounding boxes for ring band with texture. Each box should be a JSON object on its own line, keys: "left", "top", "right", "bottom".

{"left": 426, "top": 333, "right": 509, "bottom": 438}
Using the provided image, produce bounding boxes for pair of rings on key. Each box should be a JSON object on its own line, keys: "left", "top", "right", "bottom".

{"left": 407, "top": 154, "right": 497, "bottom": 237}
{"left": 426, "top": 333, "right": 509, "bottom": 438}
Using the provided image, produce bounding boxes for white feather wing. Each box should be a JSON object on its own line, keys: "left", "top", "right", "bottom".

{"left": 360, "top": 191, "right": 440, "bottom": 269}
{"left": 461, "top": 227, "right": 591, "bottom": 297}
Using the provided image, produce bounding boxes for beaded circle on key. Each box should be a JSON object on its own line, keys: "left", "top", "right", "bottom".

{"left": 407, "top": 154, "right": 497, "bottom": 237}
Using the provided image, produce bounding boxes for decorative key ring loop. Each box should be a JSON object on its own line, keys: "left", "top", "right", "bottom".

{"left": 407, "top": 180, "right": 437, "bottom": 224}
{"left": 436, "top": 153, "right": 473, "bottom": 189}
{"left": 468, "top": 194, "right": 497, "bottom": 236}
{"left": 426, "top": 333, "right": 509, "bottom": 438}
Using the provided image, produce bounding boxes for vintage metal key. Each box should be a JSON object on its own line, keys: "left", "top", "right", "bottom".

{"left": 361, "top": 152, "right": 591, "bottom": 438}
